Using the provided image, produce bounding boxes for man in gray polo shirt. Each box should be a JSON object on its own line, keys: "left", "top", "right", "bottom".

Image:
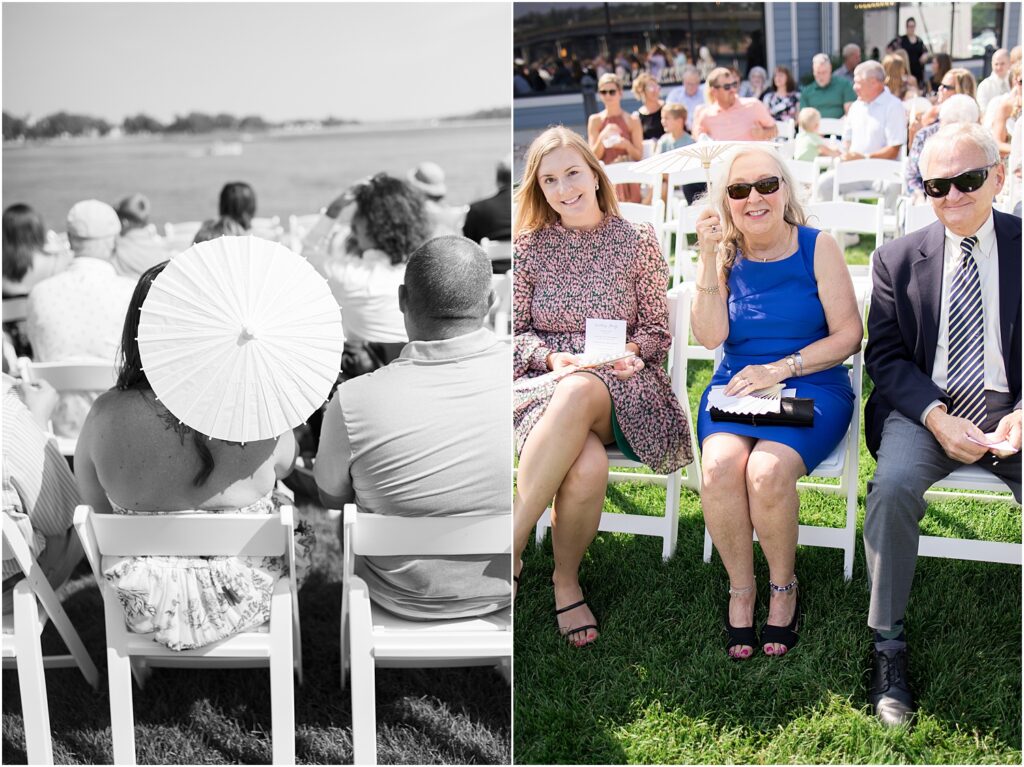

{"left": 315, "top": 235, "right": 511, "bottom": 620}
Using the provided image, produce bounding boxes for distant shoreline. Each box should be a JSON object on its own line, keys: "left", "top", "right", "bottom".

{"left": 2, "top": 117, "right": 509, "bottom": 149}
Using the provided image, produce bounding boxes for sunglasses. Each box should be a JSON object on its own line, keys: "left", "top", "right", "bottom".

{"left": 726, "top": 176, "right": 782, "bottom": 200}
{"left": 714, "top": 81, "right": 740, "bottom": 91}
{"left": 938, "top": 82, "right": 956, "bottom": 91}
{"left": 923, "top": 164, "right": 995, "bottom": 198}
{"left": 599, "top": 89, "right": 620, "bottom": 96}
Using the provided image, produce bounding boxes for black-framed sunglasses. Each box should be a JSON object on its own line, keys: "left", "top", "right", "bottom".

{"left": 922, "top": 164, "right": 996, "bottom": 198}
{"left": 599, "top": 88, "right": 620, "bottom": 96}
{"left": 726, "top": 176, "right": 782, "bottom": 200}
{"left": 714, "top": 81, "right": 740, "bottom": 91}
{"left": 938, "top": 82, "right": 956, "bottom": 91}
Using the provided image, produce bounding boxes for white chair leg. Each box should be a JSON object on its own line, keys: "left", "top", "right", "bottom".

{"left": 662, "top": 472, "right": 681, "bottom": 561}
{"left": 703, "top": 526, "right": 714, "bottom": 564}
{"left": 349, "top": 589, "right": 377, "bottom": 766}
{"left": 28, "top": 570, "right": 99, "bottom": 690}
{"left": 339, "top": 587, "right": 349, "bottom": 691}
{"left": 14, "top": 581, "right": 54, "bottom": 766}
{"left": 270, "top": 581, "right": 296, "bottom": 765}
{"left": 106, "top": 647, "right": 136, "bottom": 765}
{"left": 291, "top": 581, "right": 303, "bottom": 686}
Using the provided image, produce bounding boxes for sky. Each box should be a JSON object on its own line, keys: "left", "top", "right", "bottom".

{"left": 2, "top": 2, "right": 511, "bottom": 124}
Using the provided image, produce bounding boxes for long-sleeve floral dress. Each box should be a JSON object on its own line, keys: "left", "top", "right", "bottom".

{"left": 513, "top": 216, "right": 692, "bottom": 474}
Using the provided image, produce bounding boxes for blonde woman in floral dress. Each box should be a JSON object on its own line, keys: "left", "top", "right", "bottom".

{"left": 513, "top": 127, "right": 692, "bottom": 646}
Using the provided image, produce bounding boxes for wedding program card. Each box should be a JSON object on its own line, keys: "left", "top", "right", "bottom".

{"left": 583, "top": 318, "right": 626, "bottom": 358}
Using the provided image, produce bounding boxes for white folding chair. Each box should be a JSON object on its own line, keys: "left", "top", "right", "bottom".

{"left": 775, "top": 119, "right": 796, "bottom": 140}
{"left": 671, "top": 199, "right": 710, "bottom": 290}
{"left": 818, "top": 118, "right": 846, "bottom": 139}
{"left": 918, "top": 468, "right": 1021, "bottom": 564}
{"left": 702, "top": 317, "right": 865, "bottom": 581}
{"left": 831, "top": 158, "right": 903, "bottom": 236}
{"left": 340, "top": 505, "right": 511, "bottom": 767}
{"left": 74, "top": 505, "right": 301, "bottom": 765}
{"left": 489, "top": 271, "right": 512, "bottom": 338}
{"left": 601, "top": 161, "right": 660, "bottom": 191}
{"left": 533, "top": 285, "right": 702, "bottom": 561}
{"left": 2, "top": 515, "right": 99, "bottom": 765}
{"left": 162, "top": 220, "right": 203, "bottom": 252}
{"left": 805, "top": 201, "right": 884, "bottom": 304}
{"left": 903, "top": 203, "right": 939, "bottom": 234}
{"left": 3, "top": 295, "right": 29, "bottom": 324}
{"left": 785, "top": 159, "right": 820, "bottom": 202}
{"left": 17, "top": 358, "right": 117, "bottom": 456}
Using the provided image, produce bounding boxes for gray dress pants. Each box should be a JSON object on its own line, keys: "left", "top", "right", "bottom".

{"left": 864, "top": 408, "right": 1021, "bottom": 631}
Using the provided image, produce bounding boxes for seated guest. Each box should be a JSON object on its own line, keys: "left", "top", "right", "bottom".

{"left": 976, "top": 48, "right": 1010, "bottom": 113}
{"left": 2, "top": 375, "right": 83, "bottom": 612}
{"left": 761, "top": 65, "right": 800, "bottom": 122}
{"left": 74, "top": 262, "right": 309, "bottom": 650}
{"left": 588, "top": 73, "right": 644, "bottom": 203}
{"left": 692, "top": 145, "right": 861, "bottom": 660}
{"left": 905, "top": 94, "right": 980, "bottom": 202}
{"left": 303, "top": 173, "right": 432, "bottom": 378}
{"left": 192, "top": 215, "right": 247, "bottom": 244}
{"left": 882, "top": 53, "right": 911, "bottom": 101}
{"left": 984, "top": 61, "right": 1022, "bottom": 158}
{"left": 314, "top": 236, "right": 511, "bottom": 620}
{"left": 863, "top": 122, "right": 1020, "bottom": 726}
{"left": 816, "top": 61, "right": 906, "bottom": 207}
{"left": 631, "top": 72, "right": 665, "bottom": 141}
{"left": 833, "top": 43, "right": 861, "bottom": 82}
{"left": 407, "top": 161, "right": 464, "bottom": 237}
{"left": 217, "top": 181, "right": 256, "bottom": 231}
{"left": 462, "top": 156, "right": 513, "bottom": 273}
{"left": 664, "top": 65, "right": 704, "bottom": 131}
{"left": 692, "top": 67, "right": 777, "bottom": 142}
{"left": 739, "top": 66, "right": 768, "bottom": 100}
{"left": 911, "top": 67, "right": 976, "bottom": 143}
{"left": 113, "top": 193, "right": 171, "bottom": 279}
{"left": 655, "top": 103, "right": 693, "bottom": 153}
{"left": 794, "top": 107, "right": 841, "bottom": 162}
{"left": 801, "top": 53, "right": 856, "bottom": 119}
{"left": 26, "top": 200, "right": 136, "bottom": 438}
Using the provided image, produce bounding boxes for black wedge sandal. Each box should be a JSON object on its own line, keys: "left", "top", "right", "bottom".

{"left": 725, "top": 581, "right": 758, "bottom": 660}
{"left": 761, "top": 577, "right": 800, "bottom": 656}
{"left": 554, "top": 599, "right": 599, "bottom": 647}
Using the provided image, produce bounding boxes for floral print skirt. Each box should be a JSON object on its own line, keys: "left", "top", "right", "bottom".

{"left": 102, "top": 490, "right": 314, "bottom": 651}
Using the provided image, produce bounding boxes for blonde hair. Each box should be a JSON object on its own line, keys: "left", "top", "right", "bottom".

{"left": 705, "top": 144, "right": 807, "bottom": 283}
{"left": 513, "top": 126, "right": 621, "bottom": 235}
{"left": 705, "top": 66, "right": 733, "bottom": 103}
{"left": 631, "top": 72, "right": 658, "bottom": 100}
{"left": 797, "top": 107, "right": 821, "bottom": 132}
{"left": 598, "top": 72, "right": 622, "bottom": 91}
{"left": 944, "top": 67, "right": 977, "bottom": 98}
{"left": 882, "top": 54, "right": 908, "bottom": 98}
{"left": 662, "top": 102, "right": 687, "bottom": 123}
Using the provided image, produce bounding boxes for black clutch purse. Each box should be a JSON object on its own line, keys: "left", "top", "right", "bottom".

{"left": 709, "top": 397, "right": 815, "bottom": 427}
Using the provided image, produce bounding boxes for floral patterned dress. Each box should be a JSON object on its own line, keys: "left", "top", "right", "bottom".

{"left": 513, "top": 216, "right": 693, "bottom": 474}
{"left": 101, "top": 490, "right": 314, "bottom": 651}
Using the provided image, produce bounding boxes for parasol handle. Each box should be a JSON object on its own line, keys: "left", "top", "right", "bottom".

{"left": 240, "top": 325, "right": 259, "bottom": 342}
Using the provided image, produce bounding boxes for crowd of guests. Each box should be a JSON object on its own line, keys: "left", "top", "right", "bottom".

{"left": 2, "top": 158, "right": 513, "bottom": 652}
{"left": 513, "top": 26, "right": 1022, "bottom": 733}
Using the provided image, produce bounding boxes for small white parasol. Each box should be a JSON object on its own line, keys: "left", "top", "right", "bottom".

{"left": 138, "top": 235, "right": 344, "bottom": 443}
{"left": 634, "top": 139, "right": 745, "bottom": 186}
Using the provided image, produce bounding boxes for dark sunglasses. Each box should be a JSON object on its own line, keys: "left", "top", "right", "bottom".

{"left": 726, "top": 176, "right": 782, "bottom": 200}
{"left": 922, "top": 164, "right": 995, "bottom": 198}
{"left": 714, "top": 81, "right": 740, "bottom": 91}
{"left": 599, "top": 88, "right": 620, "bottom": 96}
{"left": 938, "top": 82, "right": 956, "bottom": 91}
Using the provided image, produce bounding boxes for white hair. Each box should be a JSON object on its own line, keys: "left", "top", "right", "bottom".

{"left": 681, "top": 65, "right": 701, "bottom": 80}
{"left": 842, "top": 43, "right": 861, "bottom": 59}
{"left": 937, "top": 94, "right": 980, "bottom": 125}
{"left": 854, "top": 60, "right": 885, "bottom": 81}
{"left": 69, "top": 234, "right": 116, "bottom": 261}
{"left": 812, "top": 53, "right": 831, "bottom": 69}
{"left": 919, "top": 122, "right": 1000, "bottom": 179}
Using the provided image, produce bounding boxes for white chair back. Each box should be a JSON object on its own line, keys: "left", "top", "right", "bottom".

{"left": 903, "top": 203, "right": 939, "bottom": 234}
{"left": 785, "top": 159, "right": 819, "bottom": 200}
{"left": 832, "top": 158, "right": 904, "bottom": 203}
{"left": 775, "top": 119, "right": 796, "bottom": 140}
{"left": 817, "top": 117, "right": 846, "bottom": 139}
{"left": 18, "top": 358, "right": 117, "bottom": 455}
{"left": 601, "top": 161, "right": 659, "bottom": 188}
{"left": 619, "top": 199, "right": 666, "bottom": 228}
{"left": 805, "top": 200, "right": 884, "bottom": 242}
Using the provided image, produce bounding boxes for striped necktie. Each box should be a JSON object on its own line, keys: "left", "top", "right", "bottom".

{"left": 946, "top": 235, "right": 985, "bottom": 426}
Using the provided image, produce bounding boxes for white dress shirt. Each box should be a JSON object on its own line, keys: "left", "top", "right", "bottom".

{"left": 921, "top": 212, "right": 1008, "bottom": 423}
{"left": 664, "top": 84, "right": 705, "bottom": 130}
{"left": 843, "top": 87, "right": 907, "bottom": 155}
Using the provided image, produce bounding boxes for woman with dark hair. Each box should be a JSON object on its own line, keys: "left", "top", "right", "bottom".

{"left": 218, "top": 181, "right": 256, "bottom": 231}
{"left": 762, "top": 65, "right": 800, "bottom": 122}
{"left": 929, "top": 53, "right": 953, "bottom": 95}
{"left": 302, "top": 173, "right": 432, "bottom": 377}
{"left": 74, "top": 261, "right": 309, "bottom": 651}
{"left": 2, "top": 203, "right": 71, "bottom": 298}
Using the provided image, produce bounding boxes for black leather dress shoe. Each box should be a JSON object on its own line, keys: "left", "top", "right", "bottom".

{"left": 868, "top": 647, "right": 916, "bottom": 726}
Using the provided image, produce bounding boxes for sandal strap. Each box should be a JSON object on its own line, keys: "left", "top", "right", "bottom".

{"left": 725, "top": 622, "right": 758, "bottom": 649}
{"left": 554, "top": 599, "right": 588, "bottom": 615}
{"left": 560, "top": 623, "right": 599, "bottom": 637}
{"left": 760, "top": 622, "right": 799, "bottom": 649}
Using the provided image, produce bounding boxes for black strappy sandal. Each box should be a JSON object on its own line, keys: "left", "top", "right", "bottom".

{"left": 554, "top": 599, "right": 599, "bottom": 647}
{"left": 761, "top": 578, "right": 800, "bottom": 655}
{"left": 725, "top": 582, "right": 758, "bottom": 660}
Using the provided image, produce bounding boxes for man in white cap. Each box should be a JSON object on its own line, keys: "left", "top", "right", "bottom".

{"left": 462, "top": 155, "right": 512, "bottom": 273}
{"left": 407, "top": 161, "right": 463, "bottom": 237}
{"left": 26, "top": 199, "right": 136, "bottom": 436}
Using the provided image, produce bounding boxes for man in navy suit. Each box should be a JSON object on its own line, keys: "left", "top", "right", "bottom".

{"left": 864, "top": 122, "right": 1021, "bottom": 726}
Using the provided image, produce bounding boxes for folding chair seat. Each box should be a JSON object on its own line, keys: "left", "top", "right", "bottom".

{"left": 17, "top": 358, "right": 117, "bottom": 456}
{"left": 533, "top": 284, "right": 701, "bottom": 561}
{"left": 74, "top": 505, "right": 301, "bottom": 765}
{"left": 2, "top": 515, "right": 99, "bottom": 765}
{"left": 339, "top": 506, "right": 511, "bottom": 766}
{"left": 701, "top": 300, "right": 865, "bottom": 581}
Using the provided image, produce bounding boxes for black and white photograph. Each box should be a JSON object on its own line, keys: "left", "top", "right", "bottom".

{"left": 2, "top": 2, "right": 512, "bottom": 764}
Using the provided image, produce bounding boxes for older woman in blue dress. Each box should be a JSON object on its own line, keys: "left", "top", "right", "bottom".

{"left": 691, "top": 145, "right": 863, "bottom": 659}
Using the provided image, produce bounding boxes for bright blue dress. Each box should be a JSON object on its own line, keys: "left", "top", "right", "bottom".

{"left": 696, "top": 225, "right": 854, "bottom": 473}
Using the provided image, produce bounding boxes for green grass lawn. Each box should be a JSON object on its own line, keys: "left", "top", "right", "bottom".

{"left": 514, "top": 360, "right": 1022, "bottom": 765}
{"left": 2, "top": 501, "right": 511, "bottom": 765}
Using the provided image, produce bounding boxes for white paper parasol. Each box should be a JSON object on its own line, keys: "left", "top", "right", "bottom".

{"left": 138, "top": 235, "right": 344, "bottom": 443}
{"left": 634, "top": 139, "right": 744, "bottom": 185}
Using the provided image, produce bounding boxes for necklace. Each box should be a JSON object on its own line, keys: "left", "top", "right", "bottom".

{"left": 747, "top": 226, "right": 796, "bottom": 262}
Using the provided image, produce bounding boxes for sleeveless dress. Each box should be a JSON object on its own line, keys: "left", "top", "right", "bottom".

{"left": 598, "top": 113, "right": 642, "bottom": 203}
{"left": 696, "top": 225, "right": 854, "bottom": 473}
{"left": 101, "top": 490, "right": 314, "bottom": 651}
{"left": 638, "top": 106, "right": 665, "bottom": 140}
{"left": 514, "top": 216, "right": 692, "bottom": 474}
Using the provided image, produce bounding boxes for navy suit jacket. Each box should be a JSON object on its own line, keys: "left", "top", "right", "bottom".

{"left": 864, "top": 209, "right": 1022, "bottom": 458}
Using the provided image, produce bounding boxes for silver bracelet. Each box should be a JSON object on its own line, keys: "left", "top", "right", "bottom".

{"left": 795, "top": 351, "right": 804, "bottom": 376}
{"left": 696, "top": 283, "right": 720, "bottom": 295}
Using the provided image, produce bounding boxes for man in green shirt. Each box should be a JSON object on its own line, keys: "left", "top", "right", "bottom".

{"left": 801, "top": 53, "right": 856, "bottom": 119}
